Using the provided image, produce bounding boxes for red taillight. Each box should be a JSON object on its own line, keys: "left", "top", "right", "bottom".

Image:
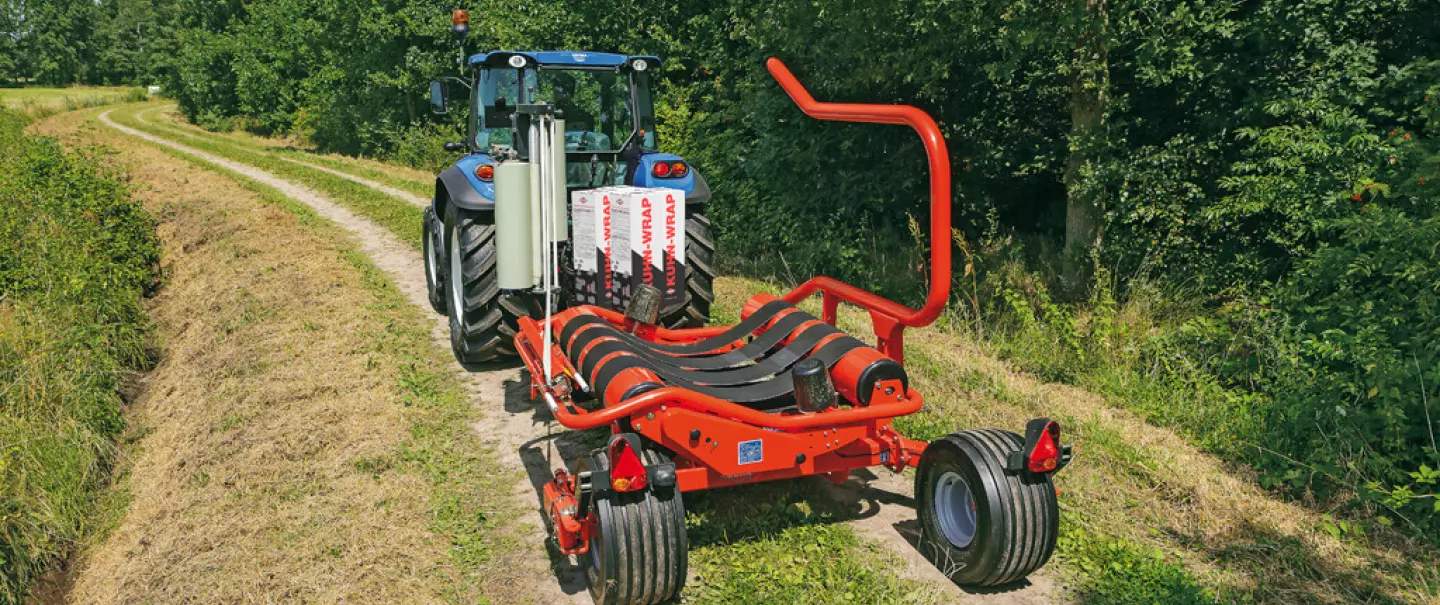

{"left": 1027, "top": 421, "right": 1060, "bottom": 473}
{"left": 651, "top": 162, "right": 672, "bottom": 178}
{"left": 669, "top": 161, "right": 688, "bottom": 177}
{"left": 609, "top": 439, "right": 648, "bottom": 492}
{"left": 475, "top": 164, "right": 494, "bottom": 181}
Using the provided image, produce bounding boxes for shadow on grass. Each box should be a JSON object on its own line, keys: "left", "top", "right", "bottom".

{"left": 492, "top": 370, "right": 601, "bottom": 597}
{"left": 1192, "top": 519, "right": 1415, "bottom": 605}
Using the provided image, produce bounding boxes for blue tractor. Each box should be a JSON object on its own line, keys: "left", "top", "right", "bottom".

{"left": 424, "top": 39, "right": 716, "bottom": 365}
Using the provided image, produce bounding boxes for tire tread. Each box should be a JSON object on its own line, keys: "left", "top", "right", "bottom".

{"left": 661, "top": 211, "right": 715, "bottom": 329}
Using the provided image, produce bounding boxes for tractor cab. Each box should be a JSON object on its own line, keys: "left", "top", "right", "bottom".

{"left": 464, "top": 51, "right": 707, "bottom": 199}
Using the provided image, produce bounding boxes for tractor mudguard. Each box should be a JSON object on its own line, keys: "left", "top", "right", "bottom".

{"left": 688, "top": 169, "right": 712, "bottom": 204}
{"left": 632, "top": 152, "right": 711, "bottom": 204}
{"left": 435, "top": 154, "right": 497, "bottom": 214}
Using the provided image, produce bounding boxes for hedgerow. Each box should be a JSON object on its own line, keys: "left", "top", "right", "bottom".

{"left": 0, "top": 109, "right": 159, "bottom": 604}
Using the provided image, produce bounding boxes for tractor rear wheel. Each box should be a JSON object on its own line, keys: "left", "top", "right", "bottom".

{"left": 915, "top": 429, "right": 1059, "bottom": 586}
{"left": 660, "top": 208, "right": 716, "bottom": 329}
{"left": 583, "top": 450, "right": 688, "bottom": 605}
{"left": 422, "top": 207, "right": 447, "bottom": 315}
{"left": 444, "top": 205, "right": 540, "bottom": 365}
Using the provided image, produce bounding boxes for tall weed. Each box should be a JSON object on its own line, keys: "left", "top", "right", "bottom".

{"left": 0, "top": 109, "right": 158, "bottom": 603}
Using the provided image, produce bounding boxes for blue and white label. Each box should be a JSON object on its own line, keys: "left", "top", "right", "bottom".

{"left": 737, "top": 439, "right": 764, "bottom": 465}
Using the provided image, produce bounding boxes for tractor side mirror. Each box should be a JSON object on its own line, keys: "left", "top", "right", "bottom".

{"left": 429, "top": 81, "right": 448, "bottom": 115}
{"left": 443, "top": 141, "right": 465, "bottom": 153}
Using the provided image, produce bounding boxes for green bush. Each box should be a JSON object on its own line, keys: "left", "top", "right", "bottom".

{"left": 0, "top": 109, "right": 158, "bottom": 604}
{"left": 974, "top": 255, "right": 1270, "bottom": 459}
{"left": 1266, "top": 201, "right": 1440, "bottom": 529}
{"left": 384, "top": 122, "right": 463, "bottom": 173}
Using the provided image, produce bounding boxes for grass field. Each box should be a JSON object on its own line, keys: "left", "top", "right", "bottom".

{"left": 0, "top": 86, "right": 146, "bottom": 119}
{"left": 23, "top": 106, "right": 519, "bottom": 603}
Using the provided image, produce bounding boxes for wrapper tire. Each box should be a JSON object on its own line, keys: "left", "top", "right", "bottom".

{"left": 584, "top": 450, "right": 688, "bottom": 605}
{"left": 915, "top": 429, "right": 1059, "bottom": 586}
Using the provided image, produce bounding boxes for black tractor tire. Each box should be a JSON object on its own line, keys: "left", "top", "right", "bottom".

{"left": 444, "top": 204, "right": 540, "bottom": 364}
{"left": 422, "top": 207, "right": 447, "bottom": 315}
{"left": 915, "top": 429, "right": 1059, "bottom": 587}
{"left": 582, "top": 449, "right": 688, "bottom": 605}
{"left": 660, "top": 208, "right": 716, "bottom": 329}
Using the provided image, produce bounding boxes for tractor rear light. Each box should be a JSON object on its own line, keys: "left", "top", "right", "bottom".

{"left": 475, "top": 164, "right": 494, "bottom": 181}
{"left": 1027, "top": 421, "right": 1060, "bottom": 473}
{"left": 608, "top": 438, "right": 648, "bottom": 492}
{"left": 669, "top": 161, "right": 689, "bottom": 177}
{"left": 651, "top": 162, "right": 672, "bottom": 178}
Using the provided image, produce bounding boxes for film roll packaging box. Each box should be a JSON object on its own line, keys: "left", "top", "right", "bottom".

{"left": 603, "top": 187, "right": 634, "bottom": 309}
{"left": 571, "top": 186, "right": 687, "bottom": 313}
{"left": 629, "top": 187, "right": 687, "bottom": 311}
{"left": 569, "top": 188, "right": 601, "bottom": 306}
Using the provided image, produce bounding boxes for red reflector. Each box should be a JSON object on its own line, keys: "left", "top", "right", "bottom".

{"left": 670, "top": 161, "right": 688, "bottom": 177}
{"left": 475, "top": 164, "right": 494, "bottom": 181}
{"left": 608, "top": 439, "right": 648, "bottom": 492}
{"left": 1028, "top": 422, "right": 1060, "bottom": 473}
{"left": 652, "top": 162, "right": 672, "bottom": 178}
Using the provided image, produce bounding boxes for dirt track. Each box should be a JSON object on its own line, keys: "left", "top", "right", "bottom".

{"left": 132, "top": 105, "right": 431, "bottom": 208}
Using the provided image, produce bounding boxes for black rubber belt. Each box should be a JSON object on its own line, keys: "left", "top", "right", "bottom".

{"left": 569, "top": 310, "right": 822, "bottom": 371}
{"left": 559, "top": 299, "right": 795, "bottom": 357}
{"left": 586, "top": 335, "right": 867, "bottom": 405}
{"left": 577, "top": 320, "right": 844, "bottom": 386}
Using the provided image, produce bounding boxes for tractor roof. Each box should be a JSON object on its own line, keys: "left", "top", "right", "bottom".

{"left": 468, "top": 51, "right": 660, "bottom": 69}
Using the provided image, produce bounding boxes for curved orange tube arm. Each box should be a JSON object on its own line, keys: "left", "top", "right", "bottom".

{"left": 765, "top": 58, "right": 952, "bottom": 330}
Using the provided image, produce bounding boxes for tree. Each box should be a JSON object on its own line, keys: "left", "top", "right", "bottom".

{"left": 1063, "top": 0, "right": 1110, "bottom": 262}
{"left": 0, "top": 0, "right": 23, "bottom": 83}
{"left": 19, "top": 0, "right": 105, "bottom": 85}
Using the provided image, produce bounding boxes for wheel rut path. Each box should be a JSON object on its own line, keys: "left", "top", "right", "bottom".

{"left": 98, "top": 109, "right": 1057, "bottom": 604}
{"left": 100, "top": 109, "right": 588, "bottom": 603}
{"left": 133, "top": 105, "right": 430, "bottom": 207}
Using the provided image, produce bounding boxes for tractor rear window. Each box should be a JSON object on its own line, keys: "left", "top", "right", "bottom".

{"left": 532, "top": 69, "right": 633, "bottom": 153}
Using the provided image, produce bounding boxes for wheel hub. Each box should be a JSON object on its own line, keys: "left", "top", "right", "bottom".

{"left": 934, "top": 471, "right": 977, "bottom": 548}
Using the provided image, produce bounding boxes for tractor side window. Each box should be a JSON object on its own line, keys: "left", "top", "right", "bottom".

{"left": 478, "top": 68, "right": 521, "bottom": 148}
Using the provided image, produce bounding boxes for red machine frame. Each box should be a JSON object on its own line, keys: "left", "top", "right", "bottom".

{"left": 517, "top": 58, "right": 977, "bottom": 557}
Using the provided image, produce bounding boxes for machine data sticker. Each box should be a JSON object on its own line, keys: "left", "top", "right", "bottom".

{"left": 737, "top": 439, "right": 764, "bottom": 466}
